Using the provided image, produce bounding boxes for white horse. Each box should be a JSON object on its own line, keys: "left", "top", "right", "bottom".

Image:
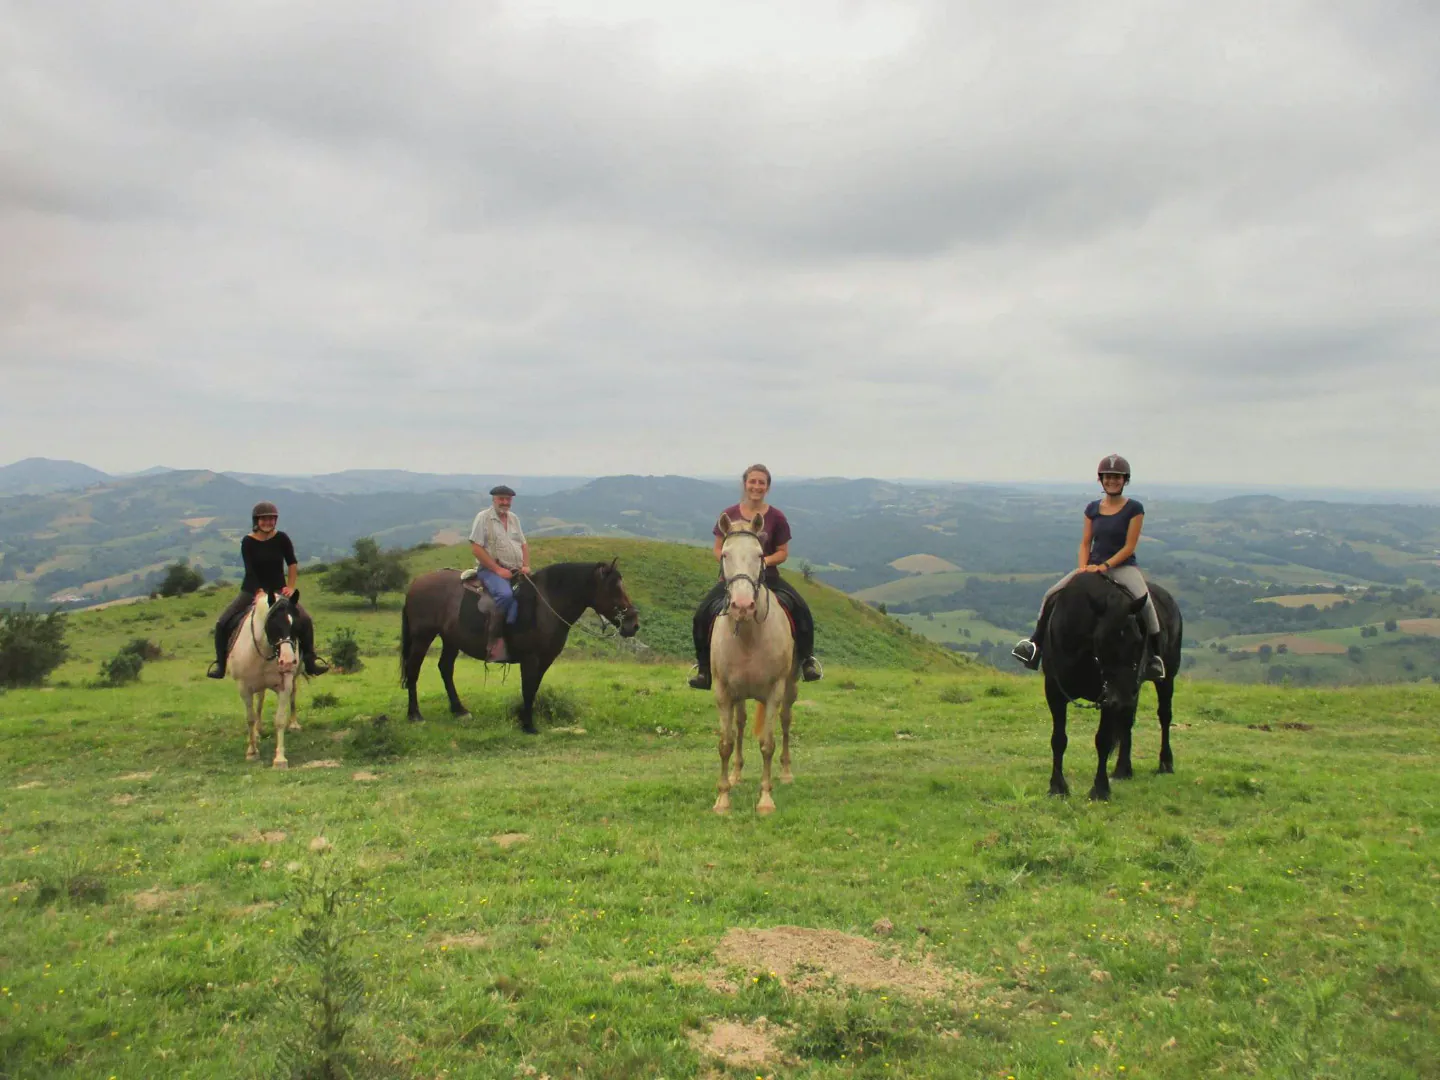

{"left": 226, "top": 591, "right": 301, "bottom": 768}
{"left": 710, "top": 513, "right": 798, "bottom": 815}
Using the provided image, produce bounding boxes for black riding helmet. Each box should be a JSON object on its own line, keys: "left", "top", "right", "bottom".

{"left": 1097, "top": 454, "right": 1131, "bottom": 481}
{"left": 252, "top": 501, "right": 279, "bottom": 527}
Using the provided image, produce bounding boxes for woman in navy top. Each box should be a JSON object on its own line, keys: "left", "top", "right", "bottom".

{"left": 207, "top": 501, "right": 327, "bottom": 679}
{"left": 1012, "top": 454, "right": 1165, "bottom": 680}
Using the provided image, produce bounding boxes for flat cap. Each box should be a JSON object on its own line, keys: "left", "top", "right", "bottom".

{"left": 489, "top": 484, "right": 516, "bottom": 497}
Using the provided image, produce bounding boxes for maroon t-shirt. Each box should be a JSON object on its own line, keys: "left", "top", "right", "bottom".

{"left": 714, "top": 504, "right": 792, "bottom": 558}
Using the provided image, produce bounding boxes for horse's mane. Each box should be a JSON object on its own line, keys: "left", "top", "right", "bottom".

{"left": 528, "top": 561, "right": 607, "bottom": 592}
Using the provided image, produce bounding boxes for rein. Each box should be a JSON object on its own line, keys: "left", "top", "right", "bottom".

{"left": 514, "top": 570, "right": 636, "bottom": 641}
{"left": 248, "top": 597, "right": 294, "bottom": 663}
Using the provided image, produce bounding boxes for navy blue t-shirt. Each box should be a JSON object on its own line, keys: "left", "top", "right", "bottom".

{"left": 1085, "top": 499, "right": 1144, "bottom": 567}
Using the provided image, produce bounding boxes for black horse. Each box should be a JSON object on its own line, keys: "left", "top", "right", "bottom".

{"left": 400, "top": 560, "right": 639, "bottom": 732}
{"left": 1040, "top": 572, "right": 1182, "bottom": 800}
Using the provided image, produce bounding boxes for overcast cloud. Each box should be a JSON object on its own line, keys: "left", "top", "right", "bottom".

{"left": 2, "top": 0, "right": 1437, "bottom": 488}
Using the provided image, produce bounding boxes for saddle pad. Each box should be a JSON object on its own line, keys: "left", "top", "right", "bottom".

{"left": 460, "top": 588, "right": 496, "bottom": 639}
{"left": 459, "top": 567, "right": 478, "bottom": 582}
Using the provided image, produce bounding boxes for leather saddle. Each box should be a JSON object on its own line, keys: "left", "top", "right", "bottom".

{"left": 458, "top": 570, "right": 508, "bottom": 663}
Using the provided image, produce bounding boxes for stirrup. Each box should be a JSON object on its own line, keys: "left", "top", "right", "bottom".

{"left": 687, "top": 665, "right": 711, "bottom": 690}
{"left": 206, "top": 661, "right": 226, "bottom": 680}
{"left": 801, "top": 656, "right": 823, "bottom": 682}
{"left": 1011, "top": 639, "right": 1041, "bottom": 670}
{"left": 1145, "top": 655, "right": 1166, "bottom": 681}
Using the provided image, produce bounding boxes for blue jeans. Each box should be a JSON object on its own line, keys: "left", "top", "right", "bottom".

{"left": 478, "top": 570, "right": 518, "bottom": 624}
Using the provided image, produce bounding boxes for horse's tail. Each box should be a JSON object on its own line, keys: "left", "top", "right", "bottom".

{"left": 752, "top": 700, "right": 767, "bottom": 739}
{"left": 399, "top": 602, "right": 412, "bottom": 688}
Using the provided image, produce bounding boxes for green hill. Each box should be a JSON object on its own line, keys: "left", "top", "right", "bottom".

{"left": 43, "top": 537, "right": 962, "bottom": 684}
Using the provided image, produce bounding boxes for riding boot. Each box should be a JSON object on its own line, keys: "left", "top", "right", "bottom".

{"left": 688, "top": 647, "right": 711, "bottom": 690}
{"left": 297, "top": 615, "right": 329, "bottom": 677}
{"left": 1144, "top": 634, "right": 1167, "bottom": 681}
{"left": 207, "top": 622, "right": 229, "bottom": 678}
{"left": 1011, "top": 638, "right": 1041, "bottom": 670}
{"left": 487, "top": 609, "right": 509, "bottom": 664}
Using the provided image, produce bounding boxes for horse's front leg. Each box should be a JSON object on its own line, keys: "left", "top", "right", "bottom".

{"left": 730, "top": 704, "right": 746, "bottom": 787}
{"left": 243, "top": 688, "right": 261, "bottom": 762}
{"left": 272, "top": 678, "right": 292, "bottom": 769}
{"left": 286, "top": 682, "right": 301, "bottom": 732}
{"left": 1155, "top": 674, "right": 1175, "bottom": 774}
{"left": 779, "top": 677, "right": 796, "bottom": 784}
{"left": 755, "top": 686, "right": 783, "bottom": 815}
{"left": 438, "top": 640, "right": 470, "bottom": 721}
{"left": 1044, "top": 676, "right": 1070, "bottom": 797}
{"left": 712, "top": 692, "right": 737, "bottom": 814}
{"left": 1090, "top": 707, "right": 1124, "bottom": 801}
{"left": 1111, "top": 697, "right": 1136, "bottom": 780}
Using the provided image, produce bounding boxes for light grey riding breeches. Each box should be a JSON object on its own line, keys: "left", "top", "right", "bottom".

{"left": 1038, "top": 565, "right": 1160, "bottom": 636}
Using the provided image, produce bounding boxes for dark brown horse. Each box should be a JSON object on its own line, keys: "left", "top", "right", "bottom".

{"left": 400, "top": 560, "right": 639, "bottom": 732}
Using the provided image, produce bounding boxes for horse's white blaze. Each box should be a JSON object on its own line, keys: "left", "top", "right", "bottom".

{"left": 228, "top": 593, "right": 300, "bottom": 769}
{"left": 710, "top": 515, "right": 798, "bottom": 815}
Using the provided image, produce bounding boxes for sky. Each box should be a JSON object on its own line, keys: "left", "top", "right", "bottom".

{"left": 2, "top": 0, "right": 1438, "bottom": 488}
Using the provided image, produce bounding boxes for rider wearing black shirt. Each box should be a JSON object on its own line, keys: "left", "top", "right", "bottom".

{"left": 207, "top": 501, "right": 327, "bottom": 679}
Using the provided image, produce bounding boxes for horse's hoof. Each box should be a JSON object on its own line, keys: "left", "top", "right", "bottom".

{"left": 756, "top": 798, "right": 776, "bottom": 816}
{"left": 1049, "top": 782, "right": 1069, "bottom": 797}
{"left": 273, "top": 760, "right": 289, "bottom": 771}
{"left": 287, "top": 722, "right": 302, "bottom": 732}
{"left": 1088, "top": 786, "right": 1110, "bottom": 802}
{"left": 408, "top": 713, "right": 425, "bottom": 724}
{"left": 519, "top": 723, "right": 538, "bottom": 736}
{"left": 1111, "top": 768, "right": 1133, "bottom": 781}
{"left": 246, "top": 751, "right": 259, "bottom": 762}
{"left": 1158, "top": 761, "right": 1174, "bottom": 775}
{"left": 780, "top": 771, "right": 794, "bottom": 785}
{"left": 455, "top": 712, "right": 472, "bottom": 723}
{"left": 712, "top": 800, "right": 730, "bottom": 815}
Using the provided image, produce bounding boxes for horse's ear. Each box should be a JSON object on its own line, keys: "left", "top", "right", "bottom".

{"left": 717, "top": 514, "right": 734, "bottom": 535}
{"left": 750, "top": 512, "right": 765, "bottom": 532}
{"left": 290, "top": 589, "right": 301, "bottom": 606}
{"left": 607, "top": 557, "right": 618, "bottom": 573}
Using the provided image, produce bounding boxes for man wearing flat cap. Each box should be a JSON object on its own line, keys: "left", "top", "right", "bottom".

{"left": 469, "top": 485, "right": 530, "bottom": 661}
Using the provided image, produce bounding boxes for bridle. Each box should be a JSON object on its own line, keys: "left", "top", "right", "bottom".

{"left": 514, "top": 569, "right": 639, "bottom": 640}
{"left": 720, "top": 530, "right": 772, "bottom": 626}
{"left": 249, "top": 595, "right": 295, "bottom": 664}
{"left": 1049, "top": 578, "right": 1145, "bottom": 711}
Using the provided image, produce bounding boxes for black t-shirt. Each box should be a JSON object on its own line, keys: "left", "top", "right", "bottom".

{"left": 240, "top": 532, "right": 298, "bottom": 593}
{"left": 1086, "top": 499, "right": 1144, "bottom": 567}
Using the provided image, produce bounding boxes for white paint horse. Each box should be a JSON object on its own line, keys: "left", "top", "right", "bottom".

{"left": 226, "top": 591, "right": 301, "bottom": 768}
{"left": 709, "top": 513, "right": 798, "bottom": 815}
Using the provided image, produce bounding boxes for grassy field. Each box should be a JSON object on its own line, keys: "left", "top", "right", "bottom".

{"left": 896, "top": 610, "right": 1024, "bottom": 648}
{"left": 1, "top": 544, "right": 1437, "bottom": 1078}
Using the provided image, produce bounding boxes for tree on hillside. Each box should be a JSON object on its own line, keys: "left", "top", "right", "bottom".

{"left": 1384, "top": 618, "right": 1398, "bottom": 632}
{"left": 326, "top": 538, "right": 409, "bottom": 609}
{"left": 159, "top": 560, "right": 204, "bottom": 598}
{"left": 0, "top": 608, "right": 69, "bottom": 688}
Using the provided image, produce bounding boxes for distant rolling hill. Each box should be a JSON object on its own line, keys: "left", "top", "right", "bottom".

{"left": 0, "top": 458, "right": 111, "bottom": 496}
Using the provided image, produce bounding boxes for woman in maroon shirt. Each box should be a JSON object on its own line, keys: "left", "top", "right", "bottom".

{"left": 688, "top": 464, "right": 822, "bottom": 689}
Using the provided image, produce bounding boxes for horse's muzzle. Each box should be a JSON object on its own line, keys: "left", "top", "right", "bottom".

{"left": 619, "top": 611, "right": 640, "bottom": 638}
{"left": 276, "top": 641, "right": 298, "bottom": 674}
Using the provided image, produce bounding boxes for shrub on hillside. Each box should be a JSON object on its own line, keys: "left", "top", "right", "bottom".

{"left": 0, "top": 608, "right": 69, "bottom": 688}
{"left": 328, "top": 628, "right": 362, "bottom": 673}
{"left": 347, "top": 714, "right": 408, "bottom": 762}
{"left": 98, "top": 650, "right": 144, "bottom": 687}
{"left": 159, "top": 561, "right": 205, "bottom": 598}
{"left": 326, "top": 538, "right": 409, "bottom": 610}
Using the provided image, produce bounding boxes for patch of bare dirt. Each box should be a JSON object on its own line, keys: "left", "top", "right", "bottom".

{"left": 309, "top": 836, "right": 331, "bottom": 852}
{"left": 329, "top": 729, "right": 352, "bottom": 742}
{"left": 432, "top": 932, "right": 490, "bottom": 950}
{"left": 131, "top": 886, "right": 196, "bottom": 912}
{"left": 300, "top": 759, "right": 341, "bottom": 769}
{"left": 491, "top": 832, "right": 530, "bottom": 849}
{"left": 4, "top": 881, "right": 35, "bottom": 897}
{"left": 258, "top": 830, "right": 287, "bottom": 844}
{"left": 118, "top": 770, "right": 156, "bottom": 781}
{"left": 110, "top": 794, "right": 138, "bottom": 806}
{"left": 231, "top": 902, "right": 276, "bottom": 917}
{"left": 716, "top": 926, "right": 972, "bottom": 1000}
{"left": 351, "top": 771, "right": 380, "bottom": 782}
{"left": 688, "top": 1018, "right": 791, "bottom": 1071}
{"left": 15, "top": 781, "right": 45, "bottom": 790}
